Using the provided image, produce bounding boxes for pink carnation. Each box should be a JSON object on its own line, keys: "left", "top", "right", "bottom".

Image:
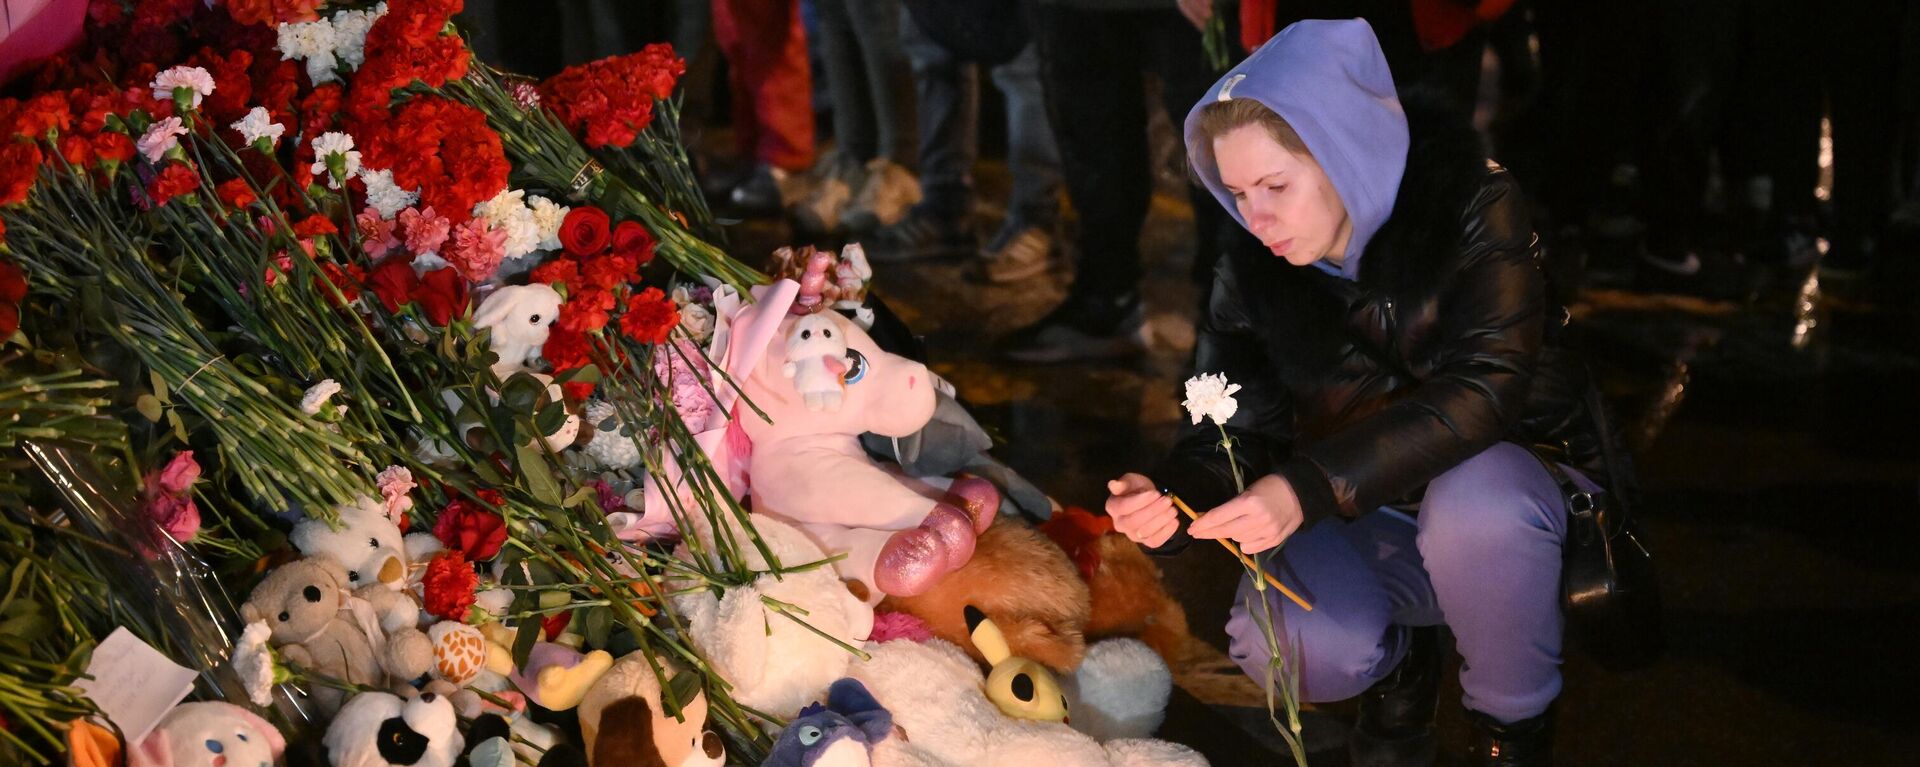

{"left": 399, "top": 206, "right": 451, "bottom": 255}
{"left": 375, "top": 465, "right": 416, "bottom": 526}
{"left": 869, "top": 611, "right": 935, "bottom": 643}
{"left": 358, "top": 207, "right": 401, "bottom": 259}
{"left": 654, "top": 338, "right": 715, "bottom": 431}
{"left": 445, "top": 217, "right": 507, "bottom": 283}
{"left": 136, "top": 117, "right": 187, "bottom": 163}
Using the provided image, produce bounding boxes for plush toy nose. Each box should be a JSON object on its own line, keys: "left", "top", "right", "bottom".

{"left": 378, "top": 556, "right": 404, "bottom": 585}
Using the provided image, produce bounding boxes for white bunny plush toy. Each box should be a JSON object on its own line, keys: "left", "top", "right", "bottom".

{"left": 472, "top": 284, "right": 563, "bottom": 375}
{"left": 781, "top": 312, "right": 850, "bottom": 413}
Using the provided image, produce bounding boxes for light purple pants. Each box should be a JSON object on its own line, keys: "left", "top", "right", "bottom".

{"left": 1225, "top": 442, "right": 1599, "bottom": 724}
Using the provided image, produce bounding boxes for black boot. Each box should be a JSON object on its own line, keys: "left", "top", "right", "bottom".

{"left": 1466, "top": 707, "right": 1556, "bottom": 766}
{"left": 1347, "top": 626, "right": 1442, "bottom": 767}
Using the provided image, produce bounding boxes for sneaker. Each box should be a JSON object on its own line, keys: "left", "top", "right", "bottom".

{"left": 999, "top": 291, "right": 1146, "bottom": 363}
{"left": 791, "top": 152, "right": 862, "bottom": 236}
{"left": 867, "top": 208, "right": 975, "bottom": 263}
{"left": 971, "top": 224, "right": 1054, "bottom": 284}
{"left": 729, "top": 164, "right": 803, "bottom": 218}
{"left": 842, "top": 159, "right": 922, "bottom": 233}
{"left": 1633, "top": 246, "right": 1761, "bottom": 302}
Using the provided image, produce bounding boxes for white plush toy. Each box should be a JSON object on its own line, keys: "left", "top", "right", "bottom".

{"left": 844, "top": 639, "right": 1207, "bottom": 767}
{"left": 128, "top": 701, "right": 285, "bottom": 767}
{"left": 781, "top": 312, "right": 850, "bottom": 413}
{"left": 324, "top": 690, "right": 465, "bottom": 767}
{"left": 472, "top": 284, "right": 563, "bottom": 375}
{"left": 673, "top": 513, "right": 874, "bottom": 718}
{"left": 292, "top": 496, "right": 424, "bottom": 637}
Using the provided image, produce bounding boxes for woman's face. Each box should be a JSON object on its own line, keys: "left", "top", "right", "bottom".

{"left": 1214, "top": 125, "right": 1353, "bottom": 269}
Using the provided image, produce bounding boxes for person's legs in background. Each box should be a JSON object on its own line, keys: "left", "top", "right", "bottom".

{"left": 840, "top": 0, "right": 923, "bottom": 234}
{"left": 1721, "top": 0, "right": 1823, "bottom": 280}
{"left": 870, "top": 5, "right": 981, "bottom": 262}
{"left": 1001, "top": 4, "right": 1153, "bottom": 362}
{"left": 711, "top": 0, "right": 816, "bottom": 214}
{"left": 795, "top": 0, "right": 876, "bottom": 236}
{"left": 1820, "top": 0, "right": 1904, "bottom": 282}
{"left": 976, "top": 40, "right": 1066, "bottom": 283}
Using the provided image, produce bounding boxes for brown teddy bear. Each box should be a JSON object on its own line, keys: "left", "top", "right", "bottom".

{"left": 240, "top": 557, "right": 433, "bottom": 712}
{"left": 881, "top": 517, "right": 1093, "bottom": 672}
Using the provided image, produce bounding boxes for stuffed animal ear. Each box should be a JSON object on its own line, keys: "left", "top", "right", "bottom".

{"left": 591, "top": 697, "right": 669, "bottom": 767}
{"left": 231, "top": 706, "right": 288, "bottom": 757}
{"left": 239, "top": 602, "right": 261, "bottom": 624}
{"left": 826, "top": 679, "right": 892, "bottom": 743}
{"left": 311, "top": 556, "right": 351, "bottom": 591}
{"left": 470, "top": 287, "right": 521, "bottom": 330}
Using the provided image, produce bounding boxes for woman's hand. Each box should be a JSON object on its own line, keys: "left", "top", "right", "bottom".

{"left": 1106, "top": 473, "right": 1180, "bottom": 548}
{"left": 1177, "top": 0, "right": 1213, "bottom": 30}
{"left": 1187, "top": 474, "right": 1304, "bottom": 554}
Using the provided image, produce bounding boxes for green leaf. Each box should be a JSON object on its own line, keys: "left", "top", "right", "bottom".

{"left": 555, "top": 365, "right": 601, "bottom": 385}
{"left": 515, "top": 444, "right": 563, "bottom": 507}
{"left": 136, "top": 394, "right": 164, "bottom": 422}
{"left": 167, "top": 409, "right": 189, "bottom": 441}
{"left": 148, "top": 370, "right": 169, "bottom": 403}
{"left": 582, "top": 606, "right": 613, "bottom": 651}
{"left": 533, "top": 403, "right": 568, "bottom": 437}
{"left": 561, "top": 486, "right": 600, "bottom": 511}
{"left": 511, "top": 608, "right": 540, "bottom": 669}
{"left": 500, "top": 375, "right": 543, "bottom": 413}
{"left": 0, "top": 612, "right": 52, "bottom": 642}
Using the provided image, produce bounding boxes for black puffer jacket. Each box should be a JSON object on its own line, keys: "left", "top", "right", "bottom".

{"left": 1150, "top": 112, "right": 1615, "bottom": 552}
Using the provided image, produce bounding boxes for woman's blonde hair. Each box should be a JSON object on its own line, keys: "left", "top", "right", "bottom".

{"left": 1195, "top": 98, "right": 1312, "bottom": 167}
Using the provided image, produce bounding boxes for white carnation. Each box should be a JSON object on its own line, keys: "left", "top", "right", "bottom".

{"left": 230, "top": 621, "right": 276, "bottom": 707}
{"left": 151, "top": 66, "right": 216, "bottom": 108}
{"left": 330, "top": 3, "right": 388, "bottom": 71}
{"left": 361, "top": 168, "right": 420, "bottom": 219}
{"left": 474, "top": 189, "right": 541, "bottom": 259}
{"left": 1181, "top": 372, "right": 1242, "bottom": 426}
{"left": 229, "top": 107, "right": 286, "bottom": 148}
{"left": 276, "top": 20, "right": 340, "bottom": 84}
{"left": 300, "top": 379, "right": 345, "bottom": 416}
{"left": 527, "top": 195, "right": 569, "bottom": 252}
{"left": 308, "top": 131, "right": 361, "bottom": 189}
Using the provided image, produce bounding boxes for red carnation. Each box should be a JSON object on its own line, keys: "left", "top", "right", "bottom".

{"left": 529, "top": 256, "right": 580, "bottom": 289}
{"left": 0, "top": 260, "right": 26, "bottom": 304}
{"left": 542, "top": 327, "right": 592, "bottom": 372}
{"left": 611, "top": 220, "right": 657, "bottom": 265}
{"left": 421, "top": 550, "right": 478, "bottom": 621}
{"left": 433, "top": 491, "right": 507, "bottom": 561}
{"left": 367, "top": 257, "right": 418, "bottom": 313}
{"left": 558, "top": 206, "right": 611, "bottom": 256}
{"left": 293, "top": 214, "right": 337, "bottom": 238}
{"left": 620, "top": 287, "right": 679, "bottom": 344}
{"left": 358, "top": 97, "right": 502, "bottom": 223}
{"left": 93, "top": 132, "right": 135, "bottom": 166}
{"left": 0, "top": 142, "right": 43, "bottom": 206}
{"left": 580, "top": 253, "right": 635, "bottom": 292}
{"left": 216, "top": 178, "right": 257, "bottom": 210}
{"left": 223, "top": 0, "right": 323, "bottom": 26}
{"left": 147, "top": 163, "right": 201, "bottom": 206}
{"left": 411, "top": 266, "right": 469, "bottom": 325}
{"left": 557, "top": 288, "right": 614, "bottom": 334}
{"left": 316, "top": 262, "right": 365, "bottom": 306}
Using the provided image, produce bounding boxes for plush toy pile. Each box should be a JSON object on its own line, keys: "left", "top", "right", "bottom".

{"left": 0, "top": 3, "right": 1206, "bottom": 766}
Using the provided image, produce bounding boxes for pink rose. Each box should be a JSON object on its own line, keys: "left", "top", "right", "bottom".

{"left": 153, "top": 451, "right": 200, "bottom": 495}
{"left": 146, "top": 493, "right": 201, "bottom": 544}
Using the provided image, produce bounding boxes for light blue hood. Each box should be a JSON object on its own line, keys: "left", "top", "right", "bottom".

{"left": 1183, "top": 19, "right": 1409, "bottom": 280}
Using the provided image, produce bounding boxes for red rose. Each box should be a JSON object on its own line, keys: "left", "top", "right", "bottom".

{"left": 433, "top": 492, "right": 507, "bottom": 561}
{"left": 367, "top": 257, "right": 418, "bottom": 313}
{"left": 559, "top": 206, "right": 611, "bottom": 256}
{"left": 148, "top": 163, "right": 201, "bottom": 206}
{"left": 0, "top": 260, "right": 26, "bottom": 303}
{"left": 93, "top": 132, "right": 135, "bottom": 166}
{"left": 0, "top": 142, "right": 43, "bottom": 206}
{"left": 529, "top": 256, "right": 580, "bottom": 289}
{"left": 611, "top": 220, "right": 657, "bottom": 265}
{"left": 619, "top": 287, "right": 679, "bottom": 344}
{"left": 540, "top": 610, "right": 572, "bottom": 640}
{"left": 421, "top": 550, "right": 478, "bottom": 621}
{"left": 411, "top": 266, "right": 469, "bottom": 326}
{"left": 216, "top": 178, "right": 257, "bottom": 210}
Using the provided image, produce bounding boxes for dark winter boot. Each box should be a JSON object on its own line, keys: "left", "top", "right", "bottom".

{"left": 1466, "top": 707, "right": 1556, "bottom": 766}
{"left": 1347, "top": 625, "right": 1442, "bottom": 766}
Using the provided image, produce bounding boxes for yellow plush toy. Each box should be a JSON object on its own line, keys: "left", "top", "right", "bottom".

{"left": 966, "top": 605, "right": 1069, "bottom": 724}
